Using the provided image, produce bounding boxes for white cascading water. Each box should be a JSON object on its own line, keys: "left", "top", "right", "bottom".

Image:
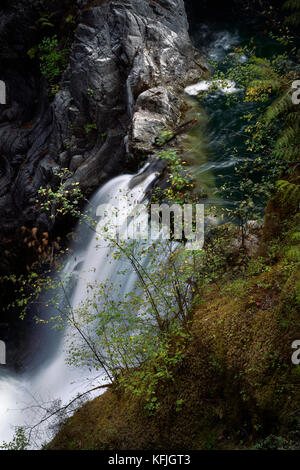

{"left": 0, "top": 165, "right": 158, "bottom": 447}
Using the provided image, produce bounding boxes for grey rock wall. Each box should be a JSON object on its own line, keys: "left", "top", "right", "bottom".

{"left": 0, "top": 0, "right": 204, "bottom": 239}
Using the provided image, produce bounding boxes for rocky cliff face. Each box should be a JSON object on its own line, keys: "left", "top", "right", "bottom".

{"left": 0, "top": 0, "right": 204, "bottom": 247}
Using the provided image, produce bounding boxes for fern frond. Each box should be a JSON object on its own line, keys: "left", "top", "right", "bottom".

{"left": 250, "top": 57, "right": 272, "bottom": 67}
{"left": 276, "top": 180, "right": 300, "bottom": 204}
{"left": 275, "top": 125, "right": 300, "bottom": 149}
{"left": 249, "top": 78, "right": 282, "bottom": 91}
{"left": 248, "top": 66, "right": 279, "bottom": 83}
{"left": 283, "top": 0, "right": 300, "bottom": 24}
{"left": 265, "top": 92, "right": 293, "bottom": 121}
{"left": 284, "top": 12, "right": 300, "bottom": 25}
{"left": 286, "top": 245, "right": 300, "bottom": 262}
{"left": 285, "top": 112, "right": 300, "bottom": 123}
{"left": 283, "top": 0, "right": 300, "bottom": 9}
{"left": 290, "top": 231, "right": 300, "bottom": 243}
{"left": 273, "top": 146, "right": 299, "bottom": 161}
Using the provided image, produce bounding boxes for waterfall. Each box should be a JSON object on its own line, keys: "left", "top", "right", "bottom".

{"left": 0, "top": 165, "right": 158, "bottom": 447}
{"left": 0, "top": 22, "right": 253, "bottom": 451}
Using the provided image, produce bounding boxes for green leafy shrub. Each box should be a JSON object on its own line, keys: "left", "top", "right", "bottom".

{"left": 0, "top": 428, "right": 30, "bottom": 450}
{"left": 156, "top": 129, "right": 175, "bottom": 147}
{"left": 38, "top": 35, "right": 69, "bottom": 95}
